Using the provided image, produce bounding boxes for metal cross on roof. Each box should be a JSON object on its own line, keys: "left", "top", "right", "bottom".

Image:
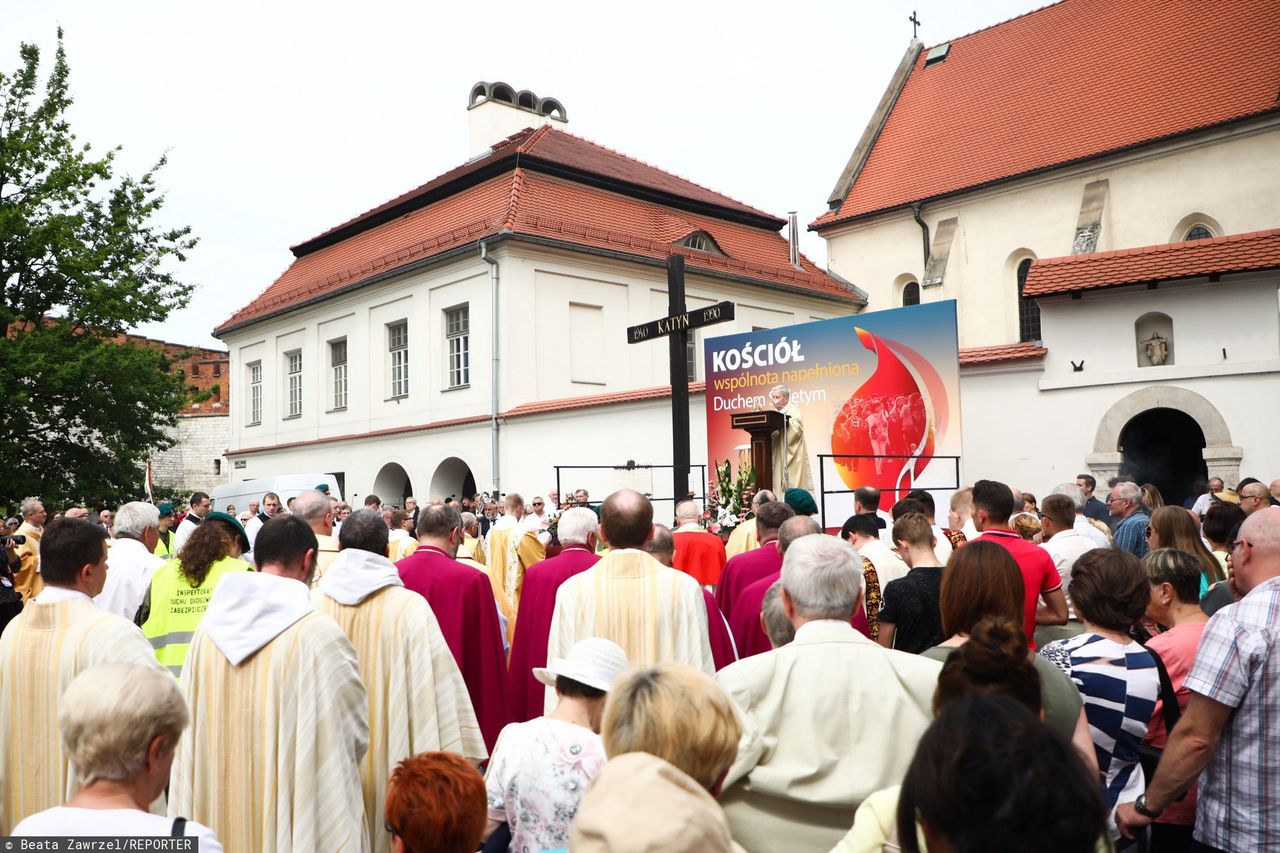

{"left": 909, "top": 10, "right": 921, "bottom": 39}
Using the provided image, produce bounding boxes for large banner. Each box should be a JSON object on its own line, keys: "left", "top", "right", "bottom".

{"left": 703, "top": 301, "right": 962, "bottom": 525}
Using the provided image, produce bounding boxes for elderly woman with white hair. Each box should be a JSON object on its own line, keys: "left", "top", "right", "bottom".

{"left": 12, "top": 663, "right": 222, "bottom": 848}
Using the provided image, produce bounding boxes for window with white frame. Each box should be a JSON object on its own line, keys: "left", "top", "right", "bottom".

{"left": 330, "top": 339, "right": 348, "bottom": 410}
{"left": 686, "top": 332, "right": 698, "bottom": 380}
{"left": 388, "top": 321, "right": 409, "bottom": 398}
{"left": 445, "top": 305, "right": 469, "bottom": 388}
{"left": 247, "top": 361, "right": 262, "bottom": 425}
{"left": 286, "top": 350, "right": 303, "bottom": 418}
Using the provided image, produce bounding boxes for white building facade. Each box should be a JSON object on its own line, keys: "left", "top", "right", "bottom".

{"left": 814, "top": 0, "right": 1280, "bottom": 503}
{"left": 217, "top": 84, "right": 863, "bottom": 510}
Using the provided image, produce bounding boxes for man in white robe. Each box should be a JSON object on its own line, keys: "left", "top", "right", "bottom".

{"left": 546, "top": 489, "right": 713, "bottom": 712}
{"left": 94, "top": 501, "right": 164, "bottom": 619}
{"left": 0, "top": 518, "right": 164, "bottom": 831}
{"left": 170, "top": 515, "right": 369, "bottom": 853}
{"left": 769, "top": 385, "right": 813, "bottom": 491}
{"left": 315, "top": 510, "right": 486, "bottom": 853}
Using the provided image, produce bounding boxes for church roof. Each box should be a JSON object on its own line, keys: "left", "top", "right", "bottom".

{"left": 1023, "top": 227, "right": 1280, "bottom": 296}
{"left": 217, "top": 127, "right": 858, "bottom": 335}
{"left": 958, "top": 342, "right": 1047, "bottom": 367}
{"left": 813, "top": 0, "right": 1280, "bottom": 230}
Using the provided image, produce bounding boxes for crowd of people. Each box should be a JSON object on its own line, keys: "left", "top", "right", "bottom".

{"left": 0, "top": 470, "right": 1275, "bottom": 852}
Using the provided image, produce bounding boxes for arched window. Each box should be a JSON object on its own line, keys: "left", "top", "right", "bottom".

{"left": 1184, "top": 225, "right": 1214, "bottom": 241}
{"left": 901, "top": 281, "right": 920, "bottom": 306}
{"left": 1017, "top": 258, "right": 1041, "bottom": 342}
{"left": 675, "top": 231, "right": 724, "bottom": 256}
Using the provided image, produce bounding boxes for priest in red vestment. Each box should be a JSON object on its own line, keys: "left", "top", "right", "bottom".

{"left": 505, "top": 507, "right": 601, "bottom": 724}
{"left": 714, "top": 500, "right": 794, "bottom": 619}
{"left": 396, "top": 504, "right": 508, "bottom": 750}
{"left": 728, "top": 516, "right": 821, "bottom": 658}
{"left": 671, "top": 500, "right": 727, "bottom": 586}
{"left": 649, "top": 525, "right": 737, "bottom": 669}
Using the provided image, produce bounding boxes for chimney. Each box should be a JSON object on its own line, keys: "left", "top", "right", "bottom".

{"left": 467, "top": 81, "right": 568, "bottom": 159}
{"left": 787, "top": 211, "right": 801, "bottom": 269}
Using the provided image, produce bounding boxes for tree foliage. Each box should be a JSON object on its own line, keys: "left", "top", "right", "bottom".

{"left": 0, "top": 30, "right": 199, "bottom": 506}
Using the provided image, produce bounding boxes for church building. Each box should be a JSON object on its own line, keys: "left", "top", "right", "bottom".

{"left": 215, "top": 83, "right": 864, "bottom": 508}
{"left": 813, "top": 0, "right": 1280, "bottom": 503}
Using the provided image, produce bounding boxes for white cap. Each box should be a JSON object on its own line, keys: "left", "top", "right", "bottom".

{"left": 533, "top": 637, "right": 630, "bottom": 693}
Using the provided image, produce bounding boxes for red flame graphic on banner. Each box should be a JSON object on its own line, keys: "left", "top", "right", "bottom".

{"left": 830, "top": 327, "right": 947, "bottom": 505}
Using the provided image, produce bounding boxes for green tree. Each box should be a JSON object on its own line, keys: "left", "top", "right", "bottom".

{"left": 0, "top": 30, "right": 199, "bottom": 506}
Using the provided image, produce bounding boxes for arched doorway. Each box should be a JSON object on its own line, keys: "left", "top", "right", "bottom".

{"left": 372, "top": 462, "right": 413, "bottom": 507}
{"left": 1118, "top": 409, "right": 1206, "bottom": 506}
{"left": 1086, "top": 386, "right": 1241, "bottom": 497}
{"left": 429, "top": 457, "right": 477, "bottom": 502}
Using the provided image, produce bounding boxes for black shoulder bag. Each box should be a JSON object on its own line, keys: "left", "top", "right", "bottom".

{"left": 1136, "top": 646, "right": 1182, "bottom": 788}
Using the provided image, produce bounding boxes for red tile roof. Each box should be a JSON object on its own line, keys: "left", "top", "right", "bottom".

{"left": 503, "top": 381, "right": 707, "bottom": 418}
{"left": 814, "top": 0, "right": 1280, "bottom": 229}
{"left": 217, "top": 129, "right": 859, "bottom": 335}
{"left": 1023, "top": 228, "right": 1280, "bottom": 296}
{"left": 295, "top": 125, "right": 780, "bottom": 255}
{"left": 958, "top": 342, "right": 1047, "bottom": 366}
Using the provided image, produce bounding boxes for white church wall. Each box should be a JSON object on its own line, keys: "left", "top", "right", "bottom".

{"left": 1039, "top": 274, "right": 1280, "bottom": 389}
{"left": 821, "top": 119, "right": 1280, "bottom": 348}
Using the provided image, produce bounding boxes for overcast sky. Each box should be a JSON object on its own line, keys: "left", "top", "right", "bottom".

{"left": 7, "top": 0, "right": 1046, "bottom": 349}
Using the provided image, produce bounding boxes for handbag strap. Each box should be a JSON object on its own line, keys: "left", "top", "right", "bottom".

{"left": 171, "top": 817, "right": 187, "bottom": 837}
{"left": 1143, "top": 645, "right": 1182, "bottom": 733}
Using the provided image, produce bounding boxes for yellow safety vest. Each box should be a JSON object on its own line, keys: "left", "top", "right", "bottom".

{"left": 153, "top": 531, "right": 173, "bottom": 558}
{"left": 142, "top": 555, "right": 250, "bottom": 676}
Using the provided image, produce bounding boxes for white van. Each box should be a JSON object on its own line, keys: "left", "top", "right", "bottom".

{"left": 211, "top": 474, "right": 343, "bottom": 516}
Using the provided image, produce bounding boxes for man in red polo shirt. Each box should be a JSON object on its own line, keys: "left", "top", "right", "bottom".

{"left": 396, "top": 504, "right": 508, "bottom": 750}
{"left": 970, "top": 479, "right": 1068, "bottom": 649}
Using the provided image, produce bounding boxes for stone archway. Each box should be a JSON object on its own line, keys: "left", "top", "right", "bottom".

{"left": 372, "top": 462, "right": 414, "bottom": 508}
{"left": 1086, "top": 386, "right": 1241, "bottom": 489}
{"left": 429, "top": 456, "right": 477, "bottom": 503}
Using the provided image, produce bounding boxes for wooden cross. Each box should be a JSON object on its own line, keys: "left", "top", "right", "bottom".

{"left": 626, "top": 254, "right": 735, "bottom": 503}
{"left": 909, "top": 10, "right": 921, "bottom": 39}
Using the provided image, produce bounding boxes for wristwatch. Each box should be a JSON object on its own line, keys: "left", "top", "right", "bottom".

{"left": 1134, "top": 794, "right": 1164, "bottom": 819}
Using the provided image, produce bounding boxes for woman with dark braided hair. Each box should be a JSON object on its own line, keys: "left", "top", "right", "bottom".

{"left": 835, "top": 616, "right": 1107, "bottom": 852}
{"left": 138, "top": 512, "right": 251, "bottom": 676}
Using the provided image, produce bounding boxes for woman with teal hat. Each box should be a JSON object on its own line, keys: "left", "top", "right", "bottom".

{"left": 138, "top": 512, "right": 251, "bottom": 676}
{"left": 784, "top": 488, "right": 819, "bottom": 517}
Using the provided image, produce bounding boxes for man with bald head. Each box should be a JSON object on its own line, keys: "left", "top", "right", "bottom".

{"left": 292, "top": 489, "right": 339, "bottom": 585}
{"left": 725, "top": 489, "right": 777, "bottom": 559}
{"left": 1239, "top": 480, "right": 1272, "bottom": 517}
{"left": 1118, "top": 507, "right": 1280, "bottom": 849}
{"left": 671, "top": 499, "right": 727, "bottom": 586}
{"left": 728, "top": 515, "right": 822, "bottom": 658}
{"left": 544, "top": 490, "right": 714, "bottom": 711}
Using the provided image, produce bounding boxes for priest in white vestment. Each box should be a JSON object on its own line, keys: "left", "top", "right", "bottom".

{"left": 314, "top": 510, "right": 486, "bottom": 853}
{"left": 0, "top": 518, "right": 165, "bottom": 832}
{"left": 169, "top": 515, "right": 369, "bottom": 853}
{"left": 769, "top": 385, "right": 813, "bottom": 492}
{"left": 546, "top": 490, "right": 713, "bottom": 712}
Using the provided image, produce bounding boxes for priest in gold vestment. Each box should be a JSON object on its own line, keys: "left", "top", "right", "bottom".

{"left": 545, "top": 490, "right": 713, "bottom": 712}
{"left": 169, "top": 515, "right": 369, "bottom": 853}
{"left": 769, "top": 385, "right": 814, "bottom": 492}
{"left": 314, "top": 510, "right": 486, "bottom": 853}
{"left": 0, "top": 518, "right": 164, "bottom": 832}
{"left": 484, "top": 493, "right": 546, "bottom": 634}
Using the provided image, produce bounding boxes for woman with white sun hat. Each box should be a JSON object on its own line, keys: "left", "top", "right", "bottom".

{"left": 481, "top": 637, "right": 630, "bottom": 853}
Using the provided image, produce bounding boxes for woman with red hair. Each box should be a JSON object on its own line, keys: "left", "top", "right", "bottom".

{"left": 384, "top": 752, "right": 486, "bottom": 853}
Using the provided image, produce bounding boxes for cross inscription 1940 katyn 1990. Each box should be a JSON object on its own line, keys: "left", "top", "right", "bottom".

{"left": 626, "top": 254, "right": 734, "bottom": 504}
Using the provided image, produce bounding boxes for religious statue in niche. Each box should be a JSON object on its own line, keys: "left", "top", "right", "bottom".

{"left": 1144, "top": 331, "right": 1169, "bottom": 366}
